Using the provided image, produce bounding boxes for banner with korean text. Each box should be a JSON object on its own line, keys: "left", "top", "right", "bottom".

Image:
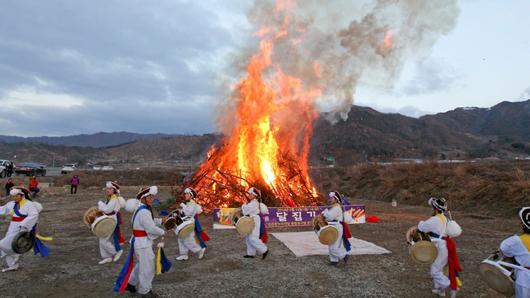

{"left": 213, "top": 205, "right": 365, "bottom": 229}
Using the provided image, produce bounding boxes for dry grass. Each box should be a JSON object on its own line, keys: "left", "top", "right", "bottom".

{"left": 311, "top": 160, "right": 530, "bottom": 217}
{"left": 0, "top": 169, "right": 183, "bottom": 191}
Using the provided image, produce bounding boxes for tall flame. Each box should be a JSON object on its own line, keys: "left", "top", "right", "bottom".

{"left": 191, "top": 0, "right": 320, "bottom": 209}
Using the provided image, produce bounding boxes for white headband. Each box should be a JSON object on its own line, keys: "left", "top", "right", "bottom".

{"left": 141, "top": 186, "right": 158, "bottom": 198}
{"left": 328, "top": 192, "right": 341, "bottom": 202}
{"left": 106, "top": 181, "right": 120, "bottom": 193}
{"left": 519, "top": 207, "right": 530, "bottom": 230}
{"left": 184, "top": 187, "right": 196, "bottom": 197}
{"left": 10, "top": 189, "right": 23, "bottom": 196}
{"left": 247, "top": 187, "right": 261, "bottom": 198}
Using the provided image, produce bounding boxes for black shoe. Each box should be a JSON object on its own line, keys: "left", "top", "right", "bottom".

{"left": 330, "top": 261, "right": 339, "bottom": 266}
{"left": 243, "top": 255, "right": 255, "bottom": 258}
{"left": 125, "top": 283, "right": 137, "bottom": 293}
{"left": 262, "top": 250, "right": 269, "bottom": 260}
{"left": 343, "top": 254, "right": 349, "bottom": 264}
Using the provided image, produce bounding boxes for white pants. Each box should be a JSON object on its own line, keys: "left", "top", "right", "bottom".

{"left": 99, "top": 234, "right": 117, "bottom": 259}
{"left": 0, "top": 233, "right": 20, "bottom": 268}
{"left": 244, "top": 215, "right": 267, "bottom": 256}
{"left": 431, "top": 240, "right": 450, "bottom": 290}
{"left": 129, "top": 246, "right": 155, "bottom": 295}
{"left": 515, "top": 269, "right": 530, "bottom": 298}
{"left": 328, "top": 223, "right": 347, "bottom": 262}
{"left": 178, "top": 233, "right": 201, "bottom": 256}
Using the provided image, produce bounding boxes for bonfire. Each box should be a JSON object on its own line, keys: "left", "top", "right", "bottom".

{"left": 182, "top": 0, "right": 449, "bottom": 210}
{"left": 188, "top": 1, "right": 321, "bottom": 209}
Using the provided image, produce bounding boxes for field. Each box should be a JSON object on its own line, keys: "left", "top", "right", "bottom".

{"left": 0, "top": 183, "right": 522, "bottom": 297}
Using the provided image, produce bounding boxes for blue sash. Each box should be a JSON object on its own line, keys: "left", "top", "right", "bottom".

{"left": 14, "top": 203, "right": 50, "bottom": 257}
{"left": 114, "top": 205, "right": 148, "bottom": 292}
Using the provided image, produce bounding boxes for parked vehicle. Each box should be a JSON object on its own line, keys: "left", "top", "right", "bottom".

{"left": 0, "top": 160, "right": 14, "bottom": 178}
{"left": 92, "top": 166, "right": 101, "bottom": 171}
{"left": 61, "top": 164, "right": 77, "bottom": 174}
{"left": 101, "top": 165, "right": 114, "bottom": 171}
{"left": 15, "top": 162, "right": 47, "bottom": 176}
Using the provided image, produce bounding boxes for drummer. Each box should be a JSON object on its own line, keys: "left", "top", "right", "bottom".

{"left": 499, "top": 207, "right": 530, "bottom": 298}
{"left": 96, "top": 181, "right": 124, "bottom": 264}
{"left": 321, "top": 191, "right": 350, "bottom": 266}
{"left": 114, "top": 186, "right": 166, "bottom": 295}
{"left": 0, "top": 187, "right": 39, "bottom": 272}
{"left": 175, "top": 187, "right": 208, "bottom": 261}
{"left": 241, "top": 187, "right": 268, "bottom": 259}
{"left": 417, "top": 197, "right": 461, "bottom": 297}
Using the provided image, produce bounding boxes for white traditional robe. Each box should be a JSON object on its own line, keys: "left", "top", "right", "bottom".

{"left": 97, "top": 195, "right": 121, "bottom": 258}
{"left": 128, "top": 204, "right": 165, "bottom": 295}
{"left": 176, "top": 200, "right": 202, "bottom": 255}
{"left": 500, "top": 235, "right": 530, "bottom": 298}
{"left": 0, "top": 199, "right": 39, "bottom": 268}
{"left": 241, "top": 199, "right": 267, "bottom": 256}
{"left": 418, "top": 214, "right": 450, "bottom": 290}
{"left": 322, "top": 204, "right": 347, "bottom": 262}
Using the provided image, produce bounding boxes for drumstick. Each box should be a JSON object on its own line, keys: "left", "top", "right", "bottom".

{"left": 497, "top": 261, "right": 530, "bottom": 273}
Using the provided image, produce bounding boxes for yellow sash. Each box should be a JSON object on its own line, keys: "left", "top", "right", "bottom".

{"left": 435, "top": 213, "right": 447, "bottom": 224}
{"left": 520, "top": 234, "right": 530, "bottom": 251}
{"left": 156, "top": 247, "right": 162, "bottom": 275}
{"left": 9, "top": 198, "right": 28, "bottom": 216}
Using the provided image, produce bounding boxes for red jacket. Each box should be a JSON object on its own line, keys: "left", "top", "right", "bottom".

{"left": 29, "top": 180, "right": 39, "bottom": 190}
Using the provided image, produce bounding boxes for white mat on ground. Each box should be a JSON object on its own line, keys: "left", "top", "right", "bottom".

{"left": 271, "top": 231, "right": 391, "bottom": 257}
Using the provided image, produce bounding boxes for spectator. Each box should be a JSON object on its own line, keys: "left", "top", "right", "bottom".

{"left": 7, "top": 162, "right": 13, "bottom": 177}
{"left": 4, "top": 178, "right": 14, "bottom": 197}
{"left": 28, "top": 176, "right": 40, "bottom": 198}
{"left": 70, "top": 175, "right": 80, "bottom": 194}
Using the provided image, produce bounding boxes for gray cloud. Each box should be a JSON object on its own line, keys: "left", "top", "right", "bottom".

{"left": 0, "top": 0, "right": 249, "bottom": 136}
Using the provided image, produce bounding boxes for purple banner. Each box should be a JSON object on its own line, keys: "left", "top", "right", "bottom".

{"left": 213, "top": 205, "right": 365, "bottom": 229}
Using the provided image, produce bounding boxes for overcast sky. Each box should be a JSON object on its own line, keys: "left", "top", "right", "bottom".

{"left": 1, "top": 0, "right": 529, "bottom": 137}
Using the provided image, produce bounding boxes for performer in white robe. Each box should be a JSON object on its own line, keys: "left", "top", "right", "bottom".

{"left": 120, "top": 186, "right": 165, "bottom": 295}
{"left": 322, "top": 191, "right": 348, "bottom": 265}
{"left": 500, "top": 207, "right": 530, "bottom": 298}
{"left": 0, "top": 187, "right": 39, "bottom": 272}
{"left": 242, "top": 187, "right": 268, "bottom": 259}
{"left": 418, "top": 197, "right": 461, "bottom": 298}
{"left": 97, "top": 181, "right": 124, "bottom": 264}
{"left": 175, "top": 187, "right": 206, "bottom": 261}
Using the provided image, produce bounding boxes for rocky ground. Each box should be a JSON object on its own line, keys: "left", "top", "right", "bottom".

{"left": 0, "top": 187, "right": 520, "bottom": 297}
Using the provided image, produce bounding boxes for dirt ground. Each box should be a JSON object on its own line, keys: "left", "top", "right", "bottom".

{"left": 0, "top": 187, "right": 521, "bottom": 298}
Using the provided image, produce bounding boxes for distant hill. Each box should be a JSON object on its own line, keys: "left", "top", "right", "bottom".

{"left": 0, "top": 142, "right": 97, "bottom": 166}
{"left": 93, "top": 134, "right": 220, "bottom": 165}
{"left": 311, "top": 100, "right": 530, "bottom": 164}
{"left": 1, "top": 100, "right": 529, "bottom": 166}
{"left": 311, "top": 106, "right": 479, "bottom": 164}
{"left": 421, "top": 100, "right": 530, "bottom": 143}
{"left": 0, "top": 131, "right": 178, "bottom": 148}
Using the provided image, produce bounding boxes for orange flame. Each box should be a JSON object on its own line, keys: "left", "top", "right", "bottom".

{"left": 192, "top": 0, "right": 320, "bottom": 209}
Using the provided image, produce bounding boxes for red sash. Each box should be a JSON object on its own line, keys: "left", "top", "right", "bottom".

{"left": 132, "top": 230, "right": 147, "bottom": 237}
{"left": 11, "top": 216, "right": 25, "bottom": 222}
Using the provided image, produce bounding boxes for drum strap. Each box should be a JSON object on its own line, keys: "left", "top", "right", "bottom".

{"left": 520, "top": 234, "right": 530, "bottom": 251}
{"left": 428, "top": 232, "right": 451, "bottom": 241}
{"left": 131, "top": 205, "right": 149, "bottom": 233}
{"left": 12, "top": 202, "right": 28, "bottom": 222}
